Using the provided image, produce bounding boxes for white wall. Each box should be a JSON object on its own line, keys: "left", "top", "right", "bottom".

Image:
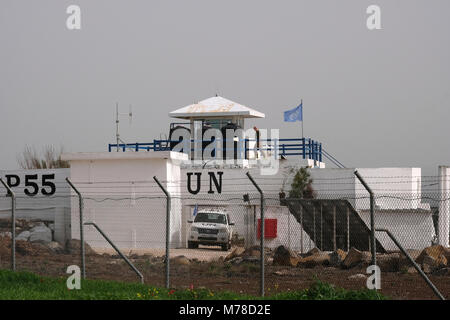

{"left": 62, "top": 151, "right": 187, "bottom": 250}
{"left": 178, "top": 165, "right": 433, "bottom": 250}
{"left": 438, "top": 165, "right": 450, "bottom": 247}
{"left": 0, "top": 169, "right": 71, "bottom": 243}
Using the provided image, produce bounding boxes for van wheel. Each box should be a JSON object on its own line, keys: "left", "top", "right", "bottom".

{"left": 221, "top": 242, "right": 231, "bottom": 251}
{"left": 188, "top": 241, "right": 197, "bottom": 249}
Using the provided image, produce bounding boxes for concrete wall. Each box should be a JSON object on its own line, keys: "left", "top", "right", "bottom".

{"left": 178, "top": 164, "right": 433, "bottom": 250}
{"left": 62, "top": 151, "right": 187, "bottom": 250}
{"left": 438, "top": 166, "right": 450, "bottom": 247}
{"left": 59, "top": 149, "right": 435, "bottom": 251}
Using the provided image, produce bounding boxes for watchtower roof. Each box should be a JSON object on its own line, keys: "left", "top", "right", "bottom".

{"left": 169, "top": 96, "right": 265, "bottom": 119}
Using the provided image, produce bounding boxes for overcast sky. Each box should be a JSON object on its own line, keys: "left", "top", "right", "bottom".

{"left": 1, "top": 1, "right": 449, "bottom": 176}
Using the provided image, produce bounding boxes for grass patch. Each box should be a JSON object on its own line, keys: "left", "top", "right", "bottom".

{"left": 0, "top": 269, "right": 385, "bottom": 300}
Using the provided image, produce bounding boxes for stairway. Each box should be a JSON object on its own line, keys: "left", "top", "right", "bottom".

{"left": 285, "top": 199, "right": 386, "bottom": 253}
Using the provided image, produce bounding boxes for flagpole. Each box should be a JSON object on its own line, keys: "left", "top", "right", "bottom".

{"left": 301, "top": 99, "right": 304, "bottom": 139}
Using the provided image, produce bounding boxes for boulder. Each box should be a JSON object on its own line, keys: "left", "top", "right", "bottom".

{"left": 0, "top": 232, "right": 12, "bottom": 238}
{"left": 171, "top": 255, "right": 191, "bottom": 266}
{"left": 16, "top": 240, "right": 51, "bottom": 256}
{"left": 377, "top": 253, "right": 400, "bottom": 272}
{"left": 329, "top": 249, "right": 347, "bottom": 267}
{"left": 305, "top": 247, "right": 321, "bottom": 257}
{"left": 225, "top": 247, "right": 245, "bottom": 261}
{"left": 433, "top": 267, "right": 450, "bottom": 276}
{"left": 348, "top": 273, "right": 367, "bottom": 280}
{"left": 227, "top": 257, "right": 244, "bottom": 265}
{"left": 342, "top": 247, "right": 367, "bottom": 269}
{"left": 273, "top": 245, "right": 300, "bottom": 267}
{"left": 398, "top": 249, "right": 421, "bottom": 272}
{"left": 228, "top": 256, "right": 259, "bottom": 265}
{"left": 29, "top": 225, "right": 52, "bottom": 244}
{"left": 243, "top": 245, "right": 261, "bottom": 257}
{"left": 406, "top": 266, "right": 418, "bottom": 274}
{"left": 416, "top": 245, "right": 448, "bottom": 265}
{"left": 273, "top": 269, "right": 291, "bottom": 276}
{"left": 46, "top": 241, "right": 64, "bottom": 254}
{"left": 16, "top": 231, "right": 31, "bottom": 241}
{"left": 421, "top": 255, "right": 447, "bottom": 274}
{"left": 65, "top": 239, "right": 96, "bottom": 255}
{"left": 298, "top": 252, "right": 330, "bottom": 268}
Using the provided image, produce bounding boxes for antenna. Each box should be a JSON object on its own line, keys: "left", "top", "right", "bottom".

{"left": 115, "top": 102, "right": 133, "bottom": 152}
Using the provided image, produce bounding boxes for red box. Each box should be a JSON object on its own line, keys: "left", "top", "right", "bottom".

{"left": 257, "top": 219, "right": 277, "bottom": 239}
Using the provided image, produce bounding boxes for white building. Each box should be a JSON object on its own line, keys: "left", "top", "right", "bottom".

{"left": 58, "top": 96, "right": 444, "bottom": 252}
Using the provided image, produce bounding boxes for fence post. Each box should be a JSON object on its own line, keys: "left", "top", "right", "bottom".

{"left": 376, "top": 228, "right": 445, "bottom": 300}
{"left": 153, "top": 176, "right": 171, "bottom": 289}
{"left": 246, "top": 172, "right": 265, "bottom": 297}
{"left": 66, "top": 178, "right": 86, "bottom": 279}
{"left": 354, "top": 170, "right": 376, "bottom": 267}
{"left": 300, "top": 205, "right": 304, "bottom": 254}
{"left": 0, "top": 178, "right": 16, "bottom": 271}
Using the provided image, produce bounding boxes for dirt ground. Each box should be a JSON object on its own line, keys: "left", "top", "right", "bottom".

{"left": 0, "top": 244, "right": 449, "bottom": 300}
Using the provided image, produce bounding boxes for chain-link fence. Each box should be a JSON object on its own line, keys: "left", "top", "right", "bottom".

{"left": 0, "top": 175, "right": 449, "bottom": 299}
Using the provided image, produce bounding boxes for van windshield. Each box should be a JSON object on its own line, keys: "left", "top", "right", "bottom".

{"left": 194, "top": 212, "right": 226, "bottom": 224}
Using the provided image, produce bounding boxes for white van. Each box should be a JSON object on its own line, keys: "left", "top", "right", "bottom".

{"left": 187, "top": 209, "right": 234, "bottom": 251}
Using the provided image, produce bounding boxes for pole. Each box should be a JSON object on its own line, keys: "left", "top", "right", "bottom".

{"left": 300, "top": 205, "right": 304, "bottom": 254}
{"left": 301, "top": 99, "right": 304, "bottom": 139}
{"left": 116, "top": 102, "right": 120, "bottom": 152}
{"left": 246, "top": 172, "right": 265, "bottom": 297}
{"left": 376, "top": 228, "right": 445, "bottom": 300}
{"left": 85, "top": 222, "right": 144, "bottom": 284}
{"left": 354, "top": 170, "right": 376, "bottom": 267}
{"left": 0, "top": 178, "right": 16, "bottom": 271}
{"left": 66, "top": 178, "right": 86, "bottom": 279}
{"left": 153, "top": 176, "right": 171, "bottom": 289}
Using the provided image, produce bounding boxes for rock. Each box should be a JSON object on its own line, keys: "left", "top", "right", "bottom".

{"left": 342, "top": 247, "right": 364, "bottom": 269}
{"left": 48, "top": 223, "right": 55, "bottom": 231}
{"left": 406, "top": 266, "right": 418, "bottom": 274}
{"left": 228, "top": 257, "right": 244, "bottom": 265}
{"left": 46, "top": 241, "right": 64, "bottom": 254}
{"left": 329, "top": 249, "right": 347, "bottom": 267}
{"left": 416, "top": 245, "right": 448, "bottom": 265}
{"left": 29, "top": 225, "right": 52, "bottom": 244}
{"left": 377, "top": 253, "right": 400, "bottom": 272}
{"left": 243, "top": 245, "right": 260, "bottom": 257}
{"left": 242, "top": 256, "right": 260, "bottom": 264}
{"left": 65, "top": 239, "right": 96, "bottom": 255}
{"left": 273, "top": 269, "right": 290, "bottom": 276}
{"left": 433, "top": 267, "right": 450, "bottom": 276}
{"left": 0, "top": 232, "right": 12, "bottom": 238}
{"left": 348, "top": 273, "right": 366, "bottom": 280}
{"left": 398, "top": 249, "right": 422, "bottom": 272}
{"left": 16, "top": 231, "right": 31, "bottom": 241}
{"left": 227, "top": 256, "right": 260, "bottom": 265}
{"left": 421, "top": 254, "right": 447, "bottom": 274}
{"left": 225, "top": 247, "right": 245, "bottom": 261}
{"left": 16, "top": 240, "right": 51, "bottom": 256}
{"left": 298, "top": 252, "right": 330, "bottom": 268}
{"left": 305, "top": 247, "right": 321, "bottom": 257}
{"left": 437, "top": 255, "right": 448, "bottom": 267}
{"left": 171, "top": 255, "right": 191, "bottom": 266}
{"left": 273, "top": 245, "right": 300, "bottom": 267}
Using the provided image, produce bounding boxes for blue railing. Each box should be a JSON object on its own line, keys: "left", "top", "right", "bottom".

{"left": 108, "top": 138, "right": 323, "bottom": 162}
